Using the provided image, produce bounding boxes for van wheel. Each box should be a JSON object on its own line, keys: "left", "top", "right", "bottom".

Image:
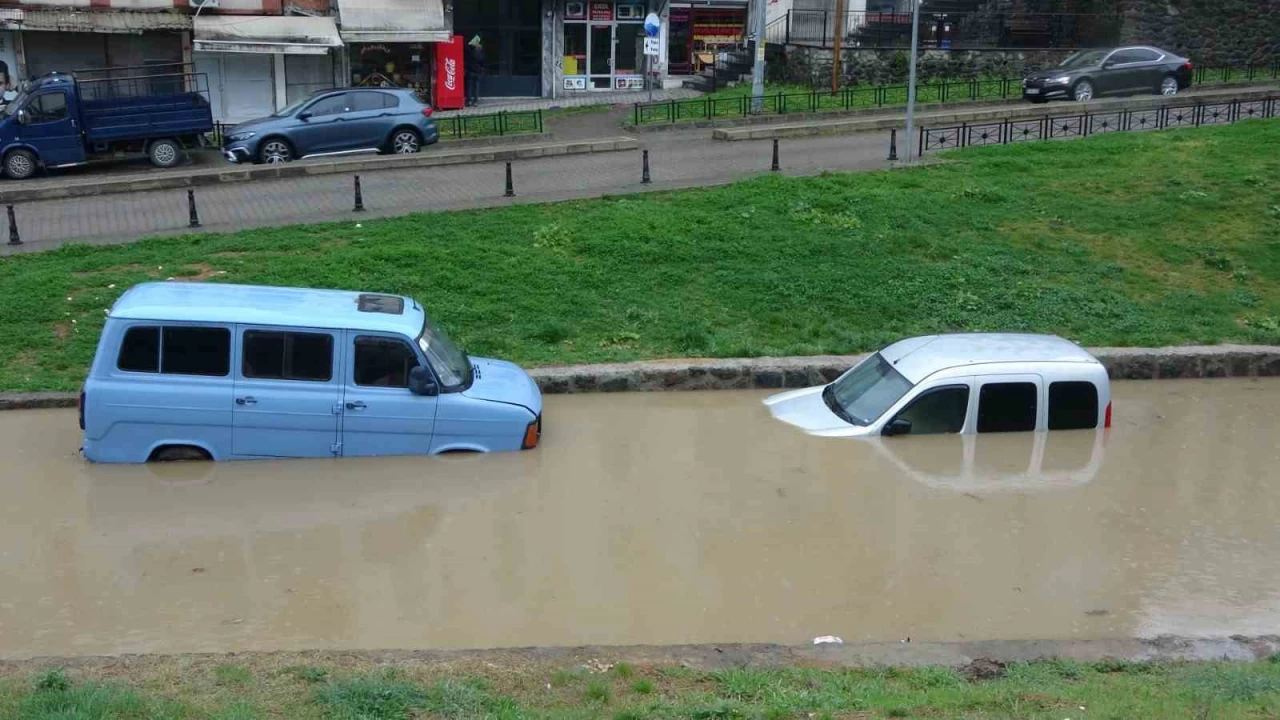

{"left": 149, "top": 139, "right": 183, "bottom": 168}
{"left": 4, "top": 149, "right": 37, "bottom": 180}
{"left": 150, "top": 445, "right": 212, "bottom": 462}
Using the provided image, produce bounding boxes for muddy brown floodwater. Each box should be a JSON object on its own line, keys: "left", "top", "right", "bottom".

{"left": 1, "top": 378, "right": 1279, "bottom": 660}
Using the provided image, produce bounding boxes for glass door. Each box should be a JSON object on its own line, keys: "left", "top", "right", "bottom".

{"left": 589, "top": 24, "right": 613, "bottom": 90}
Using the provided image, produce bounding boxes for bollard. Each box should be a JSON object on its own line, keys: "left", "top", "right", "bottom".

{"left": 6, "top": 205, "right": 19, "bottom": 245}
{"left": 187, "top": 189, "right": 201, "bottom": 228}
{"left": 504, "top": 161, "right": 515, "bottom": 197}
{"left": 641, "top": 149, "right": 651, "bottom": 184}
{"left": 887, "top": 128, "right": 899, "bottom": 161}
{"left": 353, "top": 175, "right": 365, "bottom": 212}
{"left": 770, "top": 138, "right": 780, "bottom": 172}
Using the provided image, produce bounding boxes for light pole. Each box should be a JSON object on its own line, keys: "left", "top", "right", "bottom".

{"left": 902, "top": 0, "right": 922, "bottom": 161}
{"left": 750, "top": 0, "right": 767, "bottom": 112}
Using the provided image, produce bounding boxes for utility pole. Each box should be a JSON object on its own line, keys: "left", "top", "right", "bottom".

{"left": 831, "top": 0, "right": 845, "bottom": 94}
{"left": 750, "top": 0, "right": 767, "bottom": 112}
{"left": 902, "top": 0, "right": 922, "bottom": 161}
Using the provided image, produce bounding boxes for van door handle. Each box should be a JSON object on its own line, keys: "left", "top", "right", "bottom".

{"left": 346, "top": 401, "right": 366, "bottom": 411}
{"left": 236, "top": 396, "right": 257, "bottom": 406}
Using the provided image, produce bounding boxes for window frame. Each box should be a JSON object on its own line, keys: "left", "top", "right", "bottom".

{"left": 240, "top": 328, "right": 336, "bottom": 383}
{"left": 976, "top": 379, "right": 1041, "bottom": 434}
{"left": 114, "top": 323, "right": 231, "bottom": 378}
{"left": 350, "top": 333, "right": 433, "bottom": 390}
{"left": 1047, "top": 380, "right": 1100, "bottom": 431}
{"left": 27, "top": 91, "right": 68, "bottom": 124}
{"left": 886, "top": 383, "right": 972, "bottom": 436}
{"left": 304, "top": 92, "right": 349, "bottom": 117}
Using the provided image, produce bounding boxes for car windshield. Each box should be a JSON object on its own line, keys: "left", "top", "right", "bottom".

{"left": 821, "top": 353, "right": 914, "bottom": 426}
{"left": 1060, "top": 50, "right": 1108, "bottom": 68}
{"left": 0, "top": 91, "right": 28, "bottom": 118}
{"left": 417, "top": 317, "right": 471, "bottom": 389}
{"left": 274, "top": 96, "right": 311, "bottom": 117}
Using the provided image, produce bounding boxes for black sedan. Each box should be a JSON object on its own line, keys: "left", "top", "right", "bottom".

{"left": 1023, "top": 46, "right": 1193, "bottom": 103}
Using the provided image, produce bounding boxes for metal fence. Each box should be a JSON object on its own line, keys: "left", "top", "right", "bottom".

{"left": 918, "top": 96, "right": 1278, "bottom": 156}
{"left": 766, "top": 10, "right": 1124, "bottom": 50}
{"left": 209, "top": 109, "right": 542, "bottom": 148}
{"left": 631, "top": 62, "right": 1280, "bottom": 126}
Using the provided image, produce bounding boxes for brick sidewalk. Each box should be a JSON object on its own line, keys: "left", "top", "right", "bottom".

{"left": 1, "top": 131, "right": 895, "bottom": 255}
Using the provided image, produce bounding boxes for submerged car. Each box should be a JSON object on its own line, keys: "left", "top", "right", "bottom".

{"left": 1022, "top": 46, "right": 1192, "bottom": 103}
{"left": 81, "top": 282, "right": 541, "bottom": 462}
{"left": 764, "top": 333, "right": 1111, "bottom": 438}
{"left": 222, "top": 87, "right": 439, "bottom": 164}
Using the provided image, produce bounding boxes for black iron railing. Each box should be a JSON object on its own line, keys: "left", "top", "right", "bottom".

{"left": 919, "top": 96, "right": 1278, "bottom": 156}
{"left": 631, "top": 62, "right": 1280, "bottom": 126}
{"left": 766, "top": 9, "right": 1124, "bottom": 49}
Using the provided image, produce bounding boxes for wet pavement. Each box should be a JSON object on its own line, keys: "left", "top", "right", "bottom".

{"left": 1, "top": 378, "right": 1278, "bottom": 660}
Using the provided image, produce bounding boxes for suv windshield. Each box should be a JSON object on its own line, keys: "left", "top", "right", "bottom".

{"left": 1060, "top": 50, "right": 1108, "bottom": 68}
{"left": 822, "top": 353, "right": 913, "bottom": 426}
{"left": 417, "top": 317, "right": 471, "bottom": 389}
{"left": 274, "top": 96, "right": 311, "bottom": 117}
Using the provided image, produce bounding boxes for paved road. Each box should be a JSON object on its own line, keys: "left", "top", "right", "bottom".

{"left": 0, "top": 131, "right": 894, "bottom": 254}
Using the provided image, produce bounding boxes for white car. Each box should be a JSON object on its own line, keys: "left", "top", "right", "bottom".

{"left": 764, "top": 333, "right": 1111, "bottom": 437}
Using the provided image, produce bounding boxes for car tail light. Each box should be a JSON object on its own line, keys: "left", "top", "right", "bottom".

{"left": 78, "top": 386, "right": 86, "bottom": 430}
{"left": 1183, "top": 61, "right": 1193, "bottom": 70}
{"left": 421, "top": 106, "right": 434, "bottom": 118}
{"left": 1104, "top": 401, "right": 1112, "bottom": 429}
{"left": 521, "top": 416, "right": 541, "bottom": 449}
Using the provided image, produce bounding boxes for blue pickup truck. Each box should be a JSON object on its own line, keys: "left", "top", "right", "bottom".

{"left": 0, "top": 65, "right": 214, "bottom": 180}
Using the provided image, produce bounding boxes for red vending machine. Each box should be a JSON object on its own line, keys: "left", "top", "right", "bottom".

{"left": 433, "top": 34, "right": 466, "bottom": 110}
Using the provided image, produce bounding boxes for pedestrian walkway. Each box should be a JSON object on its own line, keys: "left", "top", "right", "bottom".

{"left": 438, "top": 87, "right": 702, "bottom": 117}
{"left": 0, "top": 131, "right": 895, "bottom": 255}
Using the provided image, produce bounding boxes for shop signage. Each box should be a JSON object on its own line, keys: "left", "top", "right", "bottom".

{"left": 566, "top": 1, "right": 585, "bottom": 19}
{"left": 589, "top": 1, "right": 612, "bottom": 22}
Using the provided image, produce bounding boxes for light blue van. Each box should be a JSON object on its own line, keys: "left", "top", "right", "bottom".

{"left": 81, "top": 282, "right": 542, "bottom": 463}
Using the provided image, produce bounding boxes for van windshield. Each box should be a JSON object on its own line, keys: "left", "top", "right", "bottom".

{"left": 822, "top": 353, "right": 914, "bottom": 426}
{"left": 417, "top": 317, "right": 471, "bottom": 390}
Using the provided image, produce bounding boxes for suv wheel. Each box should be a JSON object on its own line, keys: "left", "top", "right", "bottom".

{"left": 391, "top": 130, "right": 421, "bottom": 154}
{"left": 259, "top": 139, "right": 293, "bottom": 164}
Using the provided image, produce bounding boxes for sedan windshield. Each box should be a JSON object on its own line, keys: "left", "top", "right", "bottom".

{"left": 822, "top": 353, "right": 913, "bottom": 426}
{"left": 417, "top": 317, "right": 471, "bottom": 389}
{"left": 1060, "top": 50, "right": 1108, "bottom": 68}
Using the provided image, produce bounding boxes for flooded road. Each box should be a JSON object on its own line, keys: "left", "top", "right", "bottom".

{"left": 2, "top": 378, "right": 1279, "bottom": 659}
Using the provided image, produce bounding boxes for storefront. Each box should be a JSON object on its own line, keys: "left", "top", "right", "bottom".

{"left": 193, "top": 15, "right": 343, "bottom": 123}
{"left": 561, "top": 0, "right": 649, "bottom": 92}
{"left": 337, "top": 0, "right": 449, "bottom": 97}
{"left": 455, "top": 0, "right": 542, "bottom": 98}
{"left": 666, "top": 1, "right": 747, "bottom": 76}
{"left": 15, "top": 10, "right": 189, "bottom": 80}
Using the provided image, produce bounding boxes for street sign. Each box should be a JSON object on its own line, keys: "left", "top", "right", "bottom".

{"left": 644, "top": 37, "right": 661, "bottom": 56}
{"left": 644, "top": 12, "right": 661, "bottom": 37}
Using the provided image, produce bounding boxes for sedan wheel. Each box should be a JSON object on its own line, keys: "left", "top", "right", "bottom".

{"left": 259, "top": 140, "right": 292, "bottom": 164}
{"left": 1160, "top": 76, "right": 1179, "bottom": 96}
{"left": 392, "top": 131, "right": 421, "bottom": 154}
{"left": 1072, "top": 80, "right": 1094, "bottom": 102}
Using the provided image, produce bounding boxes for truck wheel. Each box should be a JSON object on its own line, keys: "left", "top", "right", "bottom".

{"left": 149, "top": 139, "right": 182, "bottom": 168}
{"left": 4, "top": 149, "right": 37, "bottom": 180}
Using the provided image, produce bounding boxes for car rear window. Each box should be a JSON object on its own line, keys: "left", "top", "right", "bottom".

{"left": 349, "top": 91, "right": 397, "bottom": 111}
{"left": 1048, "top": 381, "right": 1099, "bottom": 430}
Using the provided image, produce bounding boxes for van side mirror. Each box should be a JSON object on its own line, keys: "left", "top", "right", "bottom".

{"left": 15, "top": 108, "right": 25, "bottom": 125}
{"left": 882, "top": 418, "right": 912, "bottom": 437}
{"left": 408, "top": 366, "right": 438, "bottom": 396}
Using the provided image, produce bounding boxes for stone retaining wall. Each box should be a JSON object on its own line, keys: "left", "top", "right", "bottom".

{"left": 4, "top": 345, "right": 1277, "bottom": 411}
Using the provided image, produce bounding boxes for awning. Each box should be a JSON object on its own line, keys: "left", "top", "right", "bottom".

{"left": 194, "top": 16, "right": 343, "bottom": 55}
{"left": 336, "top": 0, "right": 449, "bottom": 43}
{"left": 18, "top": 10, "right": 192, "bottom": 34}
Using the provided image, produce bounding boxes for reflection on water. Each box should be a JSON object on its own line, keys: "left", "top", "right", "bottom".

{"left": 0, "top": 379, "right": 1278, "bottom": 658}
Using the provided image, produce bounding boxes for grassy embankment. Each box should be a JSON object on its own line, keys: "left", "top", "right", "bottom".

{"left": 0, "top": 120, "right": 1277, "bottom": 392}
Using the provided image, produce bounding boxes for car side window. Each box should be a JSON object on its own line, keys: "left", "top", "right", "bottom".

{"left": 243, "top": 330, "right": 333, "bottom": 382}
{"left": 348, "top": 92, "right": 393, "bottom": 112}
{"left": 354, "top": 336, "right": 420, "bottom": 388}
{"left": 27, "top": 92, "right": 68, "bottom": 124}
{"left": 892, "top": 385, "right": 970, "bottom": 435}
{"left": 118, "top": 326, "right": 160, "bottom": 373}
{"left": 977, "top": 382, "right": 1038, "bottom": 433}
{"left": 306, "top": 93, "right": 348, "bottom": 117}
{"left": 382, "top": 93, "right": 400, "bottom": 109}
{"left": 1048, "top": 381, "right": 1099, "bottom": 430}
{"left": 162, "top": 327, "right": 231, "bottom": 377}
{"left": 1106, "top": 50, "right": 1136, "bottom": 64}
{"left": 1127, "top": 48, "right": 1161, "bottom": 63}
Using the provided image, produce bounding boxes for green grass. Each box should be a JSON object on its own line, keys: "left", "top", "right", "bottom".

{"left": 6, "top": 657, "right": 1280, "bottom": 718}
{"left": 2, "top": 120, "right": 1279, "bottom": 392}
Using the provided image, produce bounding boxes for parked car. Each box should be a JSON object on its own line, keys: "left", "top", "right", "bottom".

{"left": 0, "top": 66, "right": 214, "bottom": 180}
{"left": 80, "top": 282, "right": 542, "bottom": 462}
{"left": 1022, "top": 46, "right": 1193, "bottom": 103}
{"left": 222, "top": 87, "right": 439, "bottom": 164}
{"left": 764, "top": 333, "right": 1111, "bottom": 438}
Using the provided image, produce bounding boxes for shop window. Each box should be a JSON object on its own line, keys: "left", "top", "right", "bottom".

{"left": 667, "top": 9, "right": 692, "bottom": 70}
{"left": 615, "top": 23, "right": 642, "bottom": 73}
{"left": 564, "top": 23, "right": 587, "bottom": 77}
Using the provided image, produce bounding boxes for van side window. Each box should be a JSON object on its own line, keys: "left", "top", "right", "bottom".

{"left": 892, "top": 386, "right": 969, "bottom": 435}
{"left": 1048, "top": 381, "right": 1098, "bottom": 430}
{"left": 117, "top": 326, "right": 160, "bottom": 373}
{"left": 162, "top": 327, "right": 230, "bottom": 376}
{"left": 354, "top": 336, "right": 419, "bottom": 388}
{"left": 977, "top": 382, "right": 1037, "bottom": 433}
{"left": 243, "top": 330, "right": 333, "bottom": 382}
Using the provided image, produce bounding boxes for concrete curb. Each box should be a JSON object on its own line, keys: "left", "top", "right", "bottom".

{"left": 3, "top": 344, "right": 1277, "bottom": 411}
{"left": 711, "top": 85, "right": 1279, "bottom": 141}
{"left": 0, "top": 137, "right": 638, "bottom": 204}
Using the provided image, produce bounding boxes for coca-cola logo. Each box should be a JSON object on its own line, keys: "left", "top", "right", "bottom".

{"left": 443, "top": 57, "right": 457, "bottom": 90}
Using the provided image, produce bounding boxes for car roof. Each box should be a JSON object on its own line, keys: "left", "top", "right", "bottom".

{"left": 880, "top": 333, "right": 1099, "bottom": 384}
{"left": 110, "top": 282, "right": 425, "bottom": 336}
